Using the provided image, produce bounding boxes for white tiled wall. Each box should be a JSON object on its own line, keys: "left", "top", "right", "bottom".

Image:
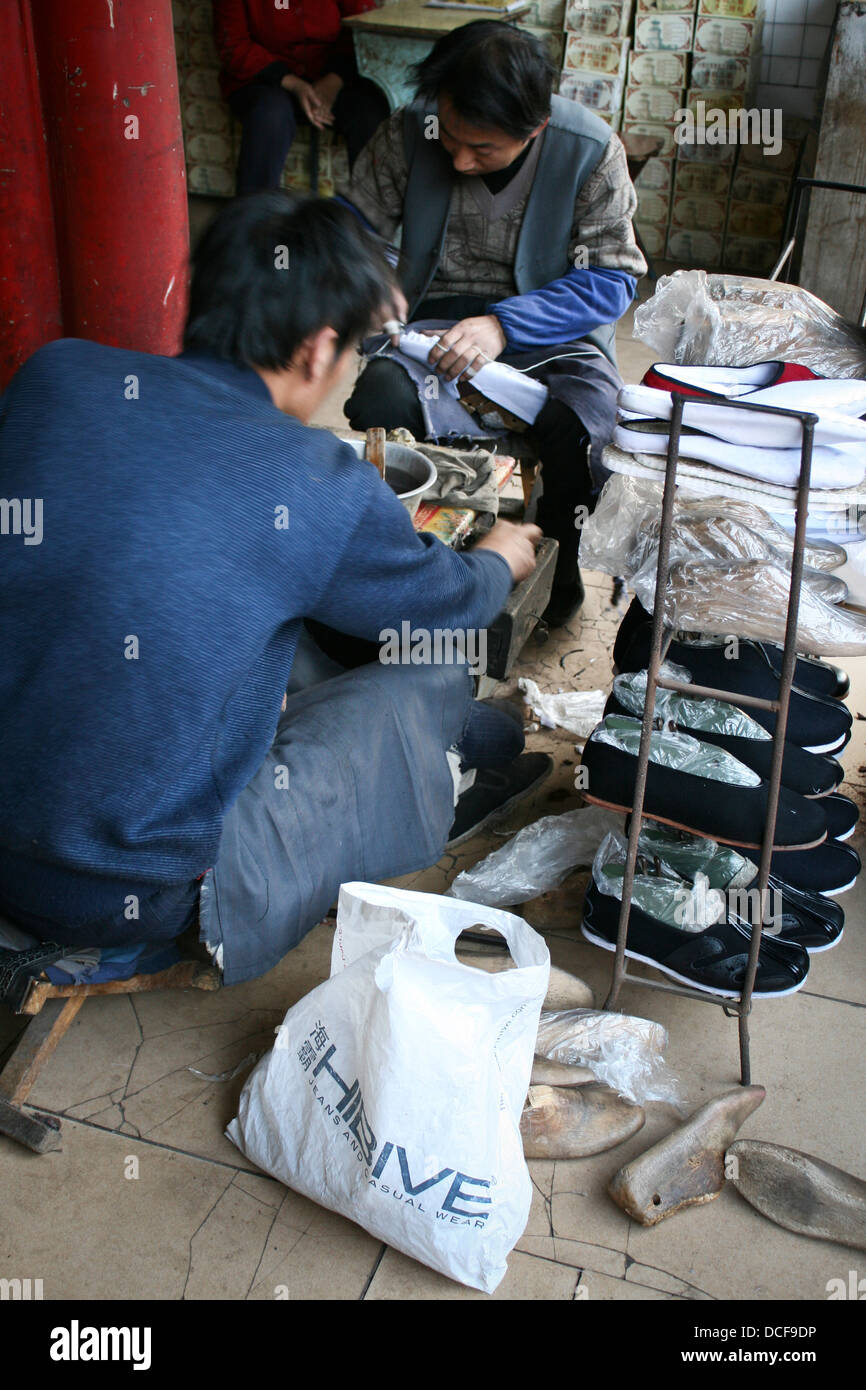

{"left": 757, "top": 0, "right": 836, "bottom": 120}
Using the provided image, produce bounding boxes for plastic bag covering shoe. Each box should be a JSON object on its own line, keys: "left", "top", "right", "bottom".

{"left": 227, "top": 882, "right": 550, "bottom": 1294}
{"left": 626, "top": 514, "right": 848, "bottom": 606}
{"left": 594, "top": 714, "right": 760, "bottom": 786}
{"left": 581, "top": 716, "right": 828, "bottom": 849}
{"left": 626, "top": 822, "right": 845, "bottom": 952}
{"left": 653, "top": 558, "right": 866, "bottom": 658}
{"left": 534, "top": 1008, "right": 680, "bottom": 1107}
{"left": 607, "top": 669, "right": 842, "bottom": 798}
{"left": 448, "top": 805, "right": 623, "bottom": 908}
{"left": 632, "top": 270, "right": 866, "bottom": 380}
{"left": 578, "top": 473, "right": 846, "bottom": 584}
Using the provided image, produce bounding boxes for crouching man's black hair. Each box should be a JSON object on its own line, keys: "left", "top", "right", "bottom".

{"left": 411, "top": 20, "right": 556, "bottom": 141}
{"left": 184, "top": 192, "right": 398, "bottom": 370}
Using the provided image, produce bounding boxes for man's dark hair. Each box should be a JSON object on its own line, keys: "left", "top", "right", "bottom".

{"left": 411, "top": 20, "right": 555, "bottom": 140}
{"left": 184, "top": 192, "right": 397, "bottom": 369}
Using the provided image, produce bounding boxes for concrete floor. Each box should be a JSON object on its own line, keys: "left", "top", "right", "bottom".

{"left": 1, "top": 295, "right": 864, "bottom": 1303}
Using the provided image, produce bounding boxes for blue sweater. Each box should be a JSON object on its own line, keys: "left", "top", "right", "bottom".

{"left": 0, "top": 339, "right": 511, "bottom": 921}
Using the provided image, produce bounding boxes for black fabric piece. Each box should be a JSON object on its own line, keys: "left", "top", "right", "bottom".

{"left": 740, "top": 838, "right": 861, "bottom": 895}
{"left": 343, "top": 355, "right": 427, "bottom": 436}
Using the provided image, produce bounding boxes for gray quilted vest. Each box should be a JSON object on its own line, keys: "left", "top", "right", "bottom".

{"left": 400, "top": 94, "right": 618, "bottom": 365}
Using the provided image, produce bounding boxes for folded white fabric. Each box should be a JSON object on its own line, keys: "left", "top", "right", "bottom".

{"left": 396, "top": 330, "right": 548, "bottom": 425}
{"left": 619, "top": 381, "right": 866, "bottom": 450}
{"left": 613, "top": 420, "right": 866, "bottom": 489}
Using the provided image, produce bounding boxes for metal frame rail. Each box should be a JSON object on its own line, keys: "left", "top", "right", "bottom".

{"left": 602, "top": 392, "right": 820, "bottom": 1084}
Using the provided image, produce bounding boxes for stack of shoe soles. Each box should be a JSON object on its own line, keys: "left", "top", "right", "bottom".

{"left": 577, "top": 598, "right": 860, "bottom": 994}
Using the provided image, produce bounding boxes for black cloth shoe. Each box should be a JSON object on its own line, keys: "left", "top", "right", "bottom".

{"left": 542, "top": 573, "right": 585, "bottom": 628}
{"left": 741, "top": 838, "right": 861, "bottom": 896}
{"left": 614, "top": 613, "right": 852, "bottom": 755}
{"left": 817, "top": 793, "right": 859, "bottom": 842}
{"left": 614, "top": 598, "right": 850, "bottom": 699}
{"left": 725, "top": 884, "right": 843, "bottom": 954}
{"left": 582, "top": 881, "right": 810, "bottom": 998}
{"left": 580, "top": 718, "right": 828, "bottom": 850}
{"left": 604, "top": 684, "right": 842, "bottom": 798}
{"left": 446, "top": 753, "right": 553, "bottom": 849}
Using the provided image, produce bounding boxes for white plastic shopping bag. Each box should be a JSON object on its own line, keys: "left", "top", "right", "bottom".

{"left": 227, "top": 881, "right": 550, "bottom": 1293}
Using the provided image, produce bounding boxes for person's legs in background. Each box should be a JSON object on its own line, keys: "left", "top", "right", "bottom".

{"left": 343, "top": 355, "right": 427, "bottom": 435}
{"left": 527, "top": 397, "right": 594, "bottom": 627}
{"left": 229, "top": 83, "right": 298, "bottom": 195}
{"left": 332, "top": 78, "right": 391, "bottom": 167}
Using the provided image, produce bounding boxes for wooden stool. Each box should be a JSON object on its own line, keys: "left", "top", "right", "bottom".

{"left": 0, "top": 954, "right": 220, "bottom": 1154}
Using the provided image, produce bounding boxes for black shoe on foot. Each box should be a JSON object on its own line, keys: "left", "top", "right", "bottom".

{"left": 447, "top": 753, "right": 553, "bottom": 849}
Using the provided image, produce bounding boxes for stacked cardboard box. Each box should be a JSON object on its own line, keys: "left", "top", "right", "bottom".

{"left": 559, "top": 1, "right": 635, "bottom": 129}
{"left": 620, "top": 1, "right": 695, "bottom": 256}
{"left": 665, "top": 0, "right": 765, "bottom": 268}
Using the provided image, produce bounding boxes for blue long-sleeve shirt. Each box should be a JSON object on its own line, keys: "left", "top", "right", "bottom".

{"left": 489, "top": 266, "right": 636, "bottom": 352}
{"left": 0, "top": 339, "right": 511, "bottom": 915}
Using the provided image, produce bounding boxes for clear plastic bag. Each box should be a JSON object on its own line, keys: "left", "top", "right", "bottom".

{"left": 580, "top": 474, "right": 848, "bottom": 597}
{"left": 633, "top": 270, "right": 866, "bottom": 379}
{"left": 447, "top": 805, "right": 623, "bottom": 908}
{"left": 594, "top": 714, "right": 761, "bottom": 786}
{"left": 613, "top": 668, "right": 773, "bottom": 743}
{"left": 648, "top": 557, "right": 866, "bottom": 658}
{"left": 518, "top": 678, "right": 606, "bottom": 737}
{"left": 634, "top": 822, "right": 755, "bottom": 892}
{"left": 535, "top": 1007, "right": 681, "bottom": 1108}
{"left": 591, "top": 827, "right": 745, "bottom": 935}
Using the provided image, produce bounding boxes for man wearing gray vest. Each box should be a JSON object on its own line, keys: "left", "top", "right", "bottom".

{"left": 337, "top": 20, "right": 646, "bottom": 627}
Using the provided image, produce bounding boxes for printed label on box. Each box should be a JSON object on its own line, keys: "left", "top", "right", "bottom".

{"left": 635, "top": 154, "right": 675, "bottom": 193}
{"left": 727, "top": 200, "right": 785, "bottom": 238}
{"left": 666, "top": 226, "right": 723, "bottom": 266}
{"left": 563, "top": 33, "right": 631, "bottom": 73}
{"left": 634, "top": 13, "right": 695, "bottom": 49}
{"left": 670, "top": 192, "right": 728, "bottom": 231}
{"left": 694, "top": 15, "right": 763, "bottom": 56}
{"left": 623, "top": 120, "right": 678, "bottom": 156}
{"left": 625, "top": 84, "right": 684, "bottom": 121}
{"left": 637, "top": 0, "right": 696, "bottom": 11}
{"left": 633, "top": 221, "right": 668, "bottom": 255}
{"left": 559, "top": 71, "right": 625, "bottom": 111}
{"left": 723, "top": 234, "right": 779, "bottom": 274}
{"left": 674, "top": 160, "right": 733, "bottom": 196}
{"left": 699, "top": 0, "right": 760, "bottom": 17}
{"left": 730, "top": 169, "right": 790, "bottom": 206}
{"left": 690, "top": 53, "right": 751, "bottom": 90}
{"left": 564, "top": 0, "right": 633, "bottom": 36}
{"left": 628, "top": 48, "right": 688, "bottom": 85}
{"left": 635, "top": 188, "right": 672, "bottom": 224}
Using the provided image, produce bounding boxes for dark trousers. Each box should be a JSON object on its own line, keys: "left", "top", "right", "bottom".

{"left": 229, "top": 77, "right": 390, "bottom": 195}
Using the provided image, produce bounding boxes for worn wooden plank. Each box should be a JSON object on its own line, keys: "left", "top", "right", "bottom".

{"left": 18, "top": 959, "right": 221, "bottom": 1016}
{"left": 798, "top": 3, "right": 866, "bottom": 320}
{"left": 0, "top": 995, "right": 87, "bottom": 1105}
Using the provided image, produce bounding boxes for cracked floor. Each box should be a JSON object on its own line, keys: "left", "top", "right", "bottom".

{"left": 1, "top": 305, "right": 864, "bottom": 1301}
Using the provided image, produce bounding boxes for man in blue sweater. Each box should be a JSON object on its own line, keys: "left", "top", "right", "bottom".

{"left": 0, "top": 194, "right": 543, "bottom": 985}
{"left": 338, "top": 21, "right": 646, "bottom": 626}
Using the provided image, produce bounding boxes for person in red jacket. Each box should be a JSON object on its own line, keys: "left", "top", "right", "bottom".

{"left": 213, "top": 0, "right": 390, "bottom": 194}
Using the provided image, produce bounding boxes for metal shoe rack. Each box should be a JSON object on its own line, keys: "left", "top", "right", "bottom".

{"left": 602, "top": 392, "right": 821, "bottom": 1084}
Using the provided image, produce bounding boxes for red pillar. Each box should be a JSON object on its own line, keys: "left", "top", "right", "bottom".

{"left": 0, "top": 2, "right": 63, "bottom": 387}
{"left": 29, "top": 0, "right": 188, "bottom": 366}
